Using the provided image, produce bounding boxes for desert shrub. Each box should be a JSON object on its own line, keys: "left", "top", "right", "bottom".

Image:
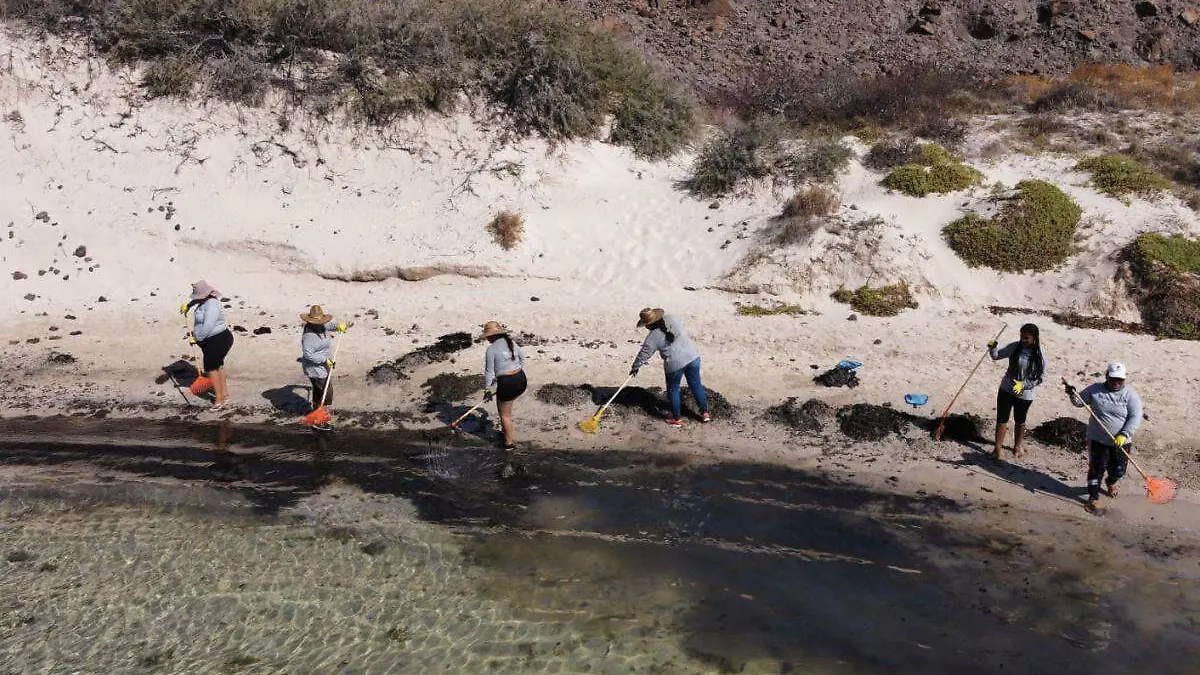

{"left": 883, "top": 144, "right": 982, "bottom": 197}
{"left": 736, "top": 302, "right": 806, "bottom": 317}
{"left": 863, "top": 136, "right": 921, "bottom": 170}
{"left": 685, "top": 121, "right": 782, "bottom": 197}
{"left": 4, "top": 0, "right": 695, "bottom": 157}
{"left": 914, "top": 117, "right": 969, "bottom": 148}
{"left": 1018, "top": 113, "right": 1071, "bottom": 139}
{"left": 1030, "top": 83, "right": 1118, "bottom": 113}
{"left": 1075, "top": 154, "right": 1170, "bottom": 198}
{"left": 487, "top": 210, "right": 525, "bottom": 250}
{"left": 943, "top": 180, "right": 1082, "bottom": 272}
{"left": 1127, "top": 233, "right": 1200, "bottom": 340}
{"left": 830, "top": 282, "right": 918, "bottom": 316}
{"left": 783, "top": 137, "right": 853, "bottom": 182}
{"left": 781, "top": 186, "right": 839, "bottom": 220}
{"left": 1129, "top": 142, "right": 1200, "bottom": 188}
{"left": 141, "top": 55, "right": 198, "bottom": 98}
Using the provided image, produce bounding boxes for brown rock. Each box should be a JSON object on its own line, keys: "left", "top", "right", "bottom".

{"left": 12, "top": 271, "right": 26, "bottom": 280}
{"left": 909, "top": 19, "right": 938, "bottom": 35}
{"left": 1077, "top": 29, "right": 1098, "bottom": 42}
{"left": 1181, "top": 8, "right": 1200, "bottom": 26}
{"left": 1135, "top": 1, "right": 1160, "bottom": 18}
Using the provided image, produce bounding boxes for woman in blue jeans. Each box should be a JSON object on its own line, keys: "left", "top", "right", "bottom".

{"left": 630, "top": 308, "right": 710, "bottom": 427}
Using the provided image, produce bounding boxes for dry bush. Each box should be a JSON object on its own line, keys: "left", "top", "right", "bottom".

{"left": 1015, "top": 64, "right": 1200, "bottom": 113}
{"left": 781, "top": 186, "right": 839, "bottom": 220}
{"left": 3, "top": 0, "right": 695, "bottom": 158}
{"left": 487, "top": 210, "right": 525, "bottom": 250}
{"left": 863, "top": 136, "right": 921, "bottom": 170}
{"left": 1018, "top": 114, "right": 1071, "bottom": 139}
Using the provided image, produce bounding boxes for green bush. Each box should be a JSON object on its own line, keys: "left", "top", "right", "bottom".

{"left": 686, "top": 121, "right": 782, "bottom": 197}
{"left": 784, "top": 137, "right": 853, "bottom": 182}
{"left": 943, "top": 180, "right": 1082, "bottom": 272}
{"left": 830, "top": 283, "right": 918, "bottom": 317}
{"left": 882, "top": 143, "right": 981, "bottom": 196}
{"left": 141, "top": 55, "right": 198, "bottom": 98}
{"left": 1127, "top": 233, "right": 1200, "bottom": 340}
{"left": 1075, "top": 154, "right": 1170, "bottom": 198}
{"left": 4, "top": 0, "right": 695, "bottom": 157}
{"left": 736, "top": 302, "right": 807, "bottom": 317}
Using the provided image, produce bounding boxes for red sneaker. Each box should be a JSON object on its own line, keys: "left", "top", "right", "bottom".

{"left": 701, "top": 412, "right": 712, "bottom": 423}
{"left": 665, "top": 417, "right": 684, "bottom": 428}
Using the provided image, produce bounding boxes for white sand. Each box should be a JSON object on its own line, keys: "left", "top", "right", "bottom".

{"left": 3, "top": 29, "right": 1199, "bottom": 525}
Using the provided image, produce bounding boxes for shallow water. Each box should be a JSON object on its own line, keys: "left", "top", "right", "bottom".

{"left": 0, "top": 418, "right": 1197, "bottom": 674}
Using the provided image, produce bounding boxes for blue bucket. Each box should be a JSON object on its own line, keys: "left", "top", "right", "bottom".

{"left": 905, "top": 393, "right": 929, "bottom": 408}
{"left": 837, "top": 359, "right": 863, "bottom": 371}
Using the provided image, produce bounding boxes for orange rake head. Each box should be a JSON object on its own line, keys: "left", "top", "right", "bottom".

{"left": 189, "top": 376, "right": 213, "bottom": 396}
{"left": 303, "top": 406, "right": 332, "bottom": 427}
{"left": 1145, "top": 476, "right": 1178, "bottom": 504}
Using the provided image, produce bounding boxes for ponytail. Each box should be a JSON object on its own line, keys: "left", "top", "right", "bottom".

{"left": 504, "top": 335, "right": 516, "bottom": 360}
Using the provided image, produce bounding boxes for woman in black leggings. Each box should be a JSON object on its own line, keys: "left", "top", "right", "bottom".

{"left": 988, "top": 323, "right": 1046, "bottom": 458}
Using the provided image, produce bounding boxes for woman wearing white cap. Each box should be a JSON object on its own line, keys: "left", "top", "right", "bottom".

{"left": 1064, "top": 362, "right": 1144, "bottom": 513}
{"left": 179, "top": 280, "right": 233, "bottom": 408}
{"left": 480, "top": 321, "right": 527, "bottom": 450}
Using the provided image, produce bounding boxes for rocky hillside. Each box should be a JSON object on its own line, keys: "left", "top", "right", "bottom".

{"left": 567, "top": 0, "right": 1200, "bottom": 94}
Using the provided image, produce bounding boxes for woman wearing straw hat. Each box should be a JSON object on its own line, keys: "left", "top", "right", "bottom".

{"left": 180, "top": 280, "right": 233, "bottom": 409}
{"left": 300, "top": 305, "right": 348, "bottom": 428}
{"left": 630, "top": 308, "right": 709, "bottom": 428}
{"left": 480, "top": 321, "right": 527, "bottom": 450}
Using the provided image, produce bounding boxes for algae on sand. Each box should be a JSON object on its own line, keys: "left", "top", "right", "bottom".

{"left": 837, "top": 404, "right": 915, "bottom": 441}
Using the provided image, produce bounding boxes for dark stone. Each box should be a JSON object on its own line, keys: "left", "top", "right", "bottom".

{"left": 97, "top": 296, "right": 107, "bottom": 302}
{"left": 232, "top": 326, "right": 247, "bottom": 333}
{"left": 48, "top": 351, "right": 76, "bottom": 365}
{"left": 11, "top": 271, "right": 26, "bottom": 280}
{"left": 530, "top": 296, "right": 540, "bottom": 302}
{"left": 360, "top": 541, "right": 387, "bottom": 556}
{"left": 253, "top": 327, "right": 272, "bottom": 335}
{"left": 1135, "top": 1, "right": 1160, "bottom": 19}
{"left": 73, "top": 245, "right": 86, "bottom": 257}
{"left": 6, "top": 550, "right": 32, "bottom": 562}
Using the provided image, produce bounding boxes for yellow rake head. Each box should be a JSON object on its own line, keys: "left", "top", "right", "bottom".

{"left": 578, "top": 416, "right": 601, "bottom": 434}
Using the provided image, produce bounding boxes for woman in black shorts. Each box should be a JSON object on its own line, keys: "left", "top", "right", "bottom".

{"left": 480, "top": 321, "right": 527, "bottom": 450}
{"left": 988, "top": 323, "right": 1046, "bottom": 458}
{"left": 183, "top": 280, "right": 234, "bottom": 409}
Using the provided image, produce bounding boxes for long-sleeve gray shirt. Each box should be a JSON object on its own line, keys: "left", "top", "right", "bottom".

{"left": 633, "top": 314, "right": 701, "bottom": 374}
{"left": 484, "top": 338, "right": 525, "bottom": 389}
{"left": 1070, "top": 382, "right": 1143, "bottom": 445}
{"left": 192, "top": 297, "right": 227, "bottom": 342}
{"left": 301, "top": 324, "right": 337, "bottom": 379}
{"left": 990, "top": 342, "right": 1045, "bottom": 401}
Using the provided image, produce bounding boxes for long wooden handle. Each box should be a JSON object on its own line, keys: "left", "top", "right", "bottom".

{"left": 451, "top": 401, "right": 485, "bottom": 427}
{"left": 315, "top": 335, "right": 342, "bottom": 409}
{"left": 936, "top": 323, "right": 1008, "bottom": 427}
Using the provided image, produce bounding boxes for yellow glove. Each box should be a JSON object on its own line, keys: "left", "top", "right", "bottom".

{"left": 187, "top": 336, "right": 197, "bottom": 345}
{"left": 1011, "top": 380, "right": 1024, "bottom": 395}
{"left": 1114, "top": 434, "right": 1129, "bottom": 448}
{"left": 179, "top": 302, "right": 189, "bottom": 315}
{"left": 336, "top": 322, "right": 348, "bottom": 333}
{"left": 326, "top": 360, "right": 335, "bottom": 369}
{"left": 987, "top": 340, "right": 998, "bottom": 350}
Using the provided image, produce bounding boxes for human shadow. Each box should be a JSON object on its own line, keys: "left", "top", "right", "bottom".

{"left": 261, "top": 385, "right": 312, "bottom": 416}
{"left": 938, "top": 449, "right": 1086, "bottom": 504}
{"left": 157, "top": 359, "right": 215, "bottom": 404}
{"left": 433, "top": 401, "right": 495, "bottom": 443}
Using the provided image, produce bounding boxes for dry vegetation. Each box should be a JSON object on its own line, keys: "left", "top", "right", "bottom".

{"left": 830, "top": 282, "right": 918, "bottom": 317}
{"left": 487, "top": 210, "right": 525, "bottom": 250}
{"left": 772, "top": 185, "right": 839, "bottom": 246}
{"left": 1127, "top": 233, "right": 1200, "bottom": 340}
{"left": 0, "top": 0, "right": 695, "bottom": 158}
{"left": 685, "top": 119, "right": 851, "bottom": 198}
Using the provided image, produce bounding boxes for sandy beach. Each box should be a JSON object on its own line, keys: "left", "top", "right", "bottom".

{"left": 2, "top": 24, "right": 1200, "bottom": 673}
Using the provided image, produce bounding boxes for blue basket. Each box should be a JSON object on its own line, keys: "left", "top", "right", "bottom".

{"left": 837, "top": 359, "right": 863, "bottom": 371}
{"left": 904, "top": 393, "right": 929, "bottom": 408}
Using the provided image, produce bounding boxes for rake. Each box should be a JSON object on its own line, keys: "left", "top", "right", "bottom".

{"left": 1065, "top": 378, "right": 1176, "bottom": 504}
{"left": 933, "top": 323, "right": 1007, "bottom": 441}
{"left": 449, "top": 398, "right": 487, "bottom": 431}
{"left": 301, "top": 335, "right": 342, "bottom": 428}
{"left": 578, "top": 373, "right": 634, "bottom": 434}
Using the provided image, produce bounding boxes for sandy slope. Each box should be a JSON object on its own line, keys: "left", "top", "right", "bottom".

{"left": 2, "top": 29, "right": 1199, "bottom": 528}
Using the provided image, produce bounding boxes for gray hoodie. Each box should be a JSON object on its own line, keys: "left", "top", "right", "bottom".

{"left": 633, "top": 314, "right": 701, "bottom": 374}
{"left": 192, "top": 297, "right": 227, "bottom": 342}
{"left": 301, "top": 324, "right": 337, "bottom": 379}
{"left": 484, "top": 337, "right": 526, "bottom": 389}
{"left": 990, "top": 342, "right": 1046, "bottom": 401}
{"left": 1070, "top": 382, "right": 1144, "bottom": 445}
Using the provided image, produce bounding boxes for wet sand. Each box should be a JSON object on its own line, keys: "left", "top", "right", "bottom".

{"left": 1, "top": 417, "right": 1198, "bottom": 674}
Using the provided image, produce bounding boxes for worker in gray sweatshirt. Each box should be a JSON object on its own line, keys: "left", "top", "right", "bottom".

{"left": 299, "top": 304, "right": 348, "bottom": 428}
{"left": 481, "top": 321, "right": 527, "bottom": 451}
{"left": 1064, "top": 362, "right": 1144, "bottom": 513}
{"left": 630, "top": 308, "right": 709, "bottom": 427}
{"left": 180, "top": 280, "right": 234, "bottom": 409}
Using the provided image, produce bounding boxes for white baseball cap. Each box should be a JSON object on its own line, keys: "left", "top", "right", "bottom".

{"left": 1106, "top": 362, "right": 1127, "bottom": 379}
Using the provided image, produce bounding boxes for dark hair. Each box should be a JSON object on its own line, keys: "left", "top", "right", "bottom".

{"left": 648, "top": 318, "right": 675, "bottom": 344}
{"left": 1010, "top": 323, "right": 1044, "bottom": 382}
{"left": 304, "top": 322, "right": 326, "bottom": 334}
{"left": 489, "top": 333, "right": 517, "bottom": 359}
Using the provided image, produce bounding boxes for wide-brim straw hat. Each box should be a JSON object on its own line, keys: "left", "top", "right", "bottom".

{"left": 191, "top": 280, "right": 219, "bottom": 301}
{"left": 480, "top": 320, "right": 508, "bottom": 339}
{"left": 637, "top": 307, "right": 664, "bottom": 328}
{"left": 300, "top": 304, "right": 333, "bottom": 324}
